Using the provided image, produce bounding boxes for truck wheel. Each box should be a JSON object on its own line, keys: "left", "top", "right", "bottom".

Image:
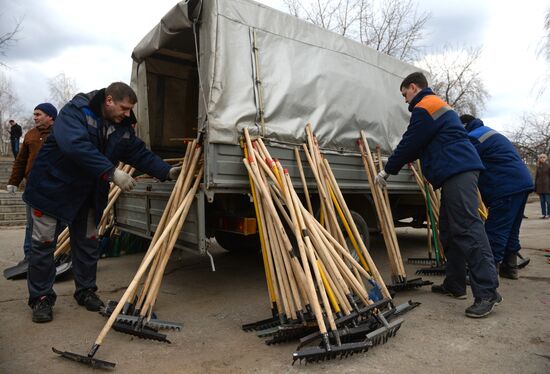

{"left": 215, "top": 231, "right": 260, "bottom": 253}
{"left": 342, "top": 211, "right": 370, "bottom": 264}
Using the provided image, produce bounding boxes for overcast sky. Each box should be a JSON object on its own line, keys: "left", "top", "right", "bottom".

{"left": 2, "top": 0, "right": 550, "bottom": 133}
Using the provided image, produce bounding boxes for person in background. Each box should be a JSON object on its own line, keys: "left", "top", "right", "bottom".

{"left": 8, "top": 119, "right": 23, "bottom": 159}
{"left": 23, "top": 82, "right": 181, "bottom": 323}
{"left": 535, "top": 154, "right": 550, "bottom": 219}
{"left": 460, "top": 115, "right": 534, "bottom": 280}
{"left": 375, "top": 72, "right": 500, "bottom": 318}
{"left": 6, "top": 103, "right": 58, "bottom": 266}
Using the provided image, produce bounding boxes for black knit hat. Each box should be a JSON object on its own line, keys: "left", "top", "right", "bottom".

{"left": 34, "top": 103, "right": 58, "bottom": 120}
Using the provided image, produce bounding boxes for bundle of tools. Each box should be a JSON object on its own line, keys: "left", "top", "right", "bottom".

{"left": 241, "top": 127, "right": 418, "bottom": 364}
{"left": 406, "top": 161, "right": 447, "bottom": 276}
{"left": 53, "top": 140, "right": 204, "bottom": 369}
{"left": 358, "top": 131, "right": 432, "bottom": 291}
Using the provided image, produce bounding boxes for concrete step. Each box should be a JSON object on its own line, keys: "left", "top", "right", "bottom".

{"left": 0, "top": 205, "right": 26, "bottom": 213}
{"left": 0, "top": 219, "right": 26, "bottom": 226}
{"left": 0, "top": 193, "right": 24, "bottom": 205}
{"left": 0, "top": 212, "right": 27, "bottom": 221}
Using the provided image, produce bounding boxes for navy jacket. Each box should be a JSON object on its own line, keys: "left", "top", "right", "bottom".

{"left": 466, "top": 119, "right": 534, "bottom": 204}
{"left": 385, "top": 88, "right": 484, "bottom": 188}
{"left": 23, "top": 89, "right": 171, "bottom": 224}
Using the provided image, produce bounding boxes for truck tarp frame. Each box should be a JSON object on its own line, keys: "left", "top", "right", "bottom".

{"left": 131, "top": 0, "right": 420, "bottom": 154}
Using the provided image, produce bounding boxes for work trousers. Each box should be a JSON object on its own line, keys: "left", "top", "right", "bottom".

{"left": 540, "top": 193, "right": 550, "bottom": 216}
{"left": 27, "top": 205, "right": 99, "bottom": 306}
{"left": 440, "top": 171, "right": 498, "bottom": 301}
{"left": 485, "top": 192, "right": 529, "bottom": 263}
{"left": 23, "top": 204, "right": 32, "bottom": 257}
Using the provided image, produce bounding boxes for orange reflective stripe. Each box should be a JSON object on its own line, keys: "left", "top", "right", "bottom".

{"left": 416, "top": 95, "right": 449, "bottom": 117}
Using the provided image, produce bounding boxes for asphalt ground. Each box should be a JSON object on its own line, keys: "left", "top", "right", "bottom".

{"left": 0, "top": 201, "right": 549, "bottom": 373}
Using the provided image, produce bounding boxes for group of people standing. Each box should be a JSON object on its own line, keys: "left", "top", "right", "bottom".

{"left": 3, "top": 73, "right": 546, "bottom": 323}
{"left": 6, "top": 82, "right": 180, "bottom": 323}
{"left": 376, "top": 72, "right": 539, "bottom": 319}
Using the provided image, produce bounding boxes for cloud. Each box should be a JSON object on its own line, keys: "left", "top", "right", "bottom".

{"left": 419, "top": 1, "right": 492, "bottom": 51}
{"left": 2, "top": 1, "right": 99, "bottom": 63}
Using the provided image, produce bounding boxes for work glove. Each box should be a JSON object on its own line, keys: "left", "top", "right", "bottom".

{"left": 167, "top": 166, "right": 182, "bottom": 181}
{"left": 374, "top": 170, "right": 389, "bottom": 188}
{"left": 112, "top": 169, "right": 136, "bottom": 192}
{"left": 6, "top": 185, "right": 17, "bottom": 194}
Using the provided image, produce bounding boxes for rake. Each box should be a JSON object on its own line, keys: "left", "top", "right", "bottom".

{"left": 358, "top": 135, "right": 432, "bottom": 292}
{"left": 53, "top": 163, "right": 203, "bottom": 369}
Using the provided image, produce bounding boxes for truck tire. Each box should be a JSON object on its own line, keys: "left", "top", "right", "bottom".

{"left": 342, "top": 210, "right": 370, "bottom": 264}
{"left": 215, "top": 231, "right": 260, "bottom": 253}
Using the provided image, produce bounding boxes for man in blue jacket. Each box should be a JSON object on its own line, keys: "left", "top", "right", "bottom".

{"left": 375, "top": 72, "right": 500, "bottom": 318}
{"left": 23, "top": 82, "right": 181, "bottom": 323}
{"left": 460, "top": 115, "right": 534, "bottom": 280}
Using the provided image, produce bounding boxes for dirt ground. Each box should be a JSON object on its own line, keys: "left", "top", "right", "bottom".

{"left": 0, "top": 201, "right": 549, "bottom": 374}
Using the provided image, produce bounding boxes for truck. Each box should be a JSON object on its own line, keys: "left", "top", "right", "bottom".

{"left": 114, "top": 0, "right": 425, "bottom": 261}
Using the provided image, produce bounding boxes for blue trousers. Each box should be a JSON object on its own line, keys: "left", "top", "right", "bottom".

{"left": 440, "top": 171, "right": 499, "bottom": 301}
{"left": 485, "top": 192, "right": 529, "bottom": 263}
{"left": 23, "top": 204, "right": 32, "bottom": 257}
{"left": 27, "top": 205, "right": 99, "bottom": 306}
{"left": 540, "top": 193, "right": 550, "bottom": 216}
{"left": 10, "top": 138, "right": 20, "bottom": 159}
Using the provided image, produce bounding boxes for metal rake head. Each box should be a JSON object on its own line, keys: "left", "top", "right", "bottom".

{"left": 112, "top": 320, "right": 171, "bottom": 343}
{"left": 265, "top": 325, "right": 319, "bottom": 345}
{"left": 116, "top": 315, "right": 183, "bottom": 331}
{"left": 242, "top": 316, "right": 282, "bottom": 332}
{"left": 52, "top": 347, "right": 115, "bottom": 370}
{"left": 366, "top": 317, "right": 403, "bottom": 346}
{"left": 292, "top": 340, "right": 372, "bottom": 364}
{"left": 407, "top": 257, "right": 437, "bottom": 265}
{"left": 415, "top": 265, "right": 446, "bottom": 276}
{"left": 388, "top": 278, "right": 433, "bottom": 293}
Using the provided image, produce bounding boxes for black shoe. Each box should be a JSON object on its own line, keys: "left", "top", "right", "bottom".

{"left": 32, "top": 296, "right": 53, "bottom": 323}
{"left": 517, "top": 253, "right": 530, "bottom": 269}
{"left": 17, "top": 256, "right": 29, "bottom": 266}
{"left": 431, "top": 284, "right": 467, "bottom": 299}
{"left": 75, "top": 289, "right": 105, "bottom": 311}
{"left": 499, "top": 254, "right": 519, "bottom": 280}
{"left": 465, "top": 293, "right": 502, "bottom": 318}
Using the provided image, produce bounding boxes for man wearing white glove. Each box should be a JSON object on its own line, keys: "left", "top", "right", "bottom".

{"left": 383, "top": 72, "right": 499, "bottom": 319}
{"left": 112, "top": 169, "right": 137, "bottom": 192}
{"left": 168, "top": 166, "right": 182, "bottom": 181}
{"left": 374, "top": 170, "right": 389, "bottom": 188}
{"left": 6, "top": 185, "right": 17, "bottom": 194}
{"left": 23, "top": 82, "right": 174, "bottom": 323}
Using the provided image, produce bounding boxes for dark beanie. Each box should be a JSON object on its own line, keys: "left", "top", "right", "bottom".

{"left": 459, "top": 114, "right": 475, "bottom": 126}
{"left": 34, "top": 103, "right": 58, "bottom": 120}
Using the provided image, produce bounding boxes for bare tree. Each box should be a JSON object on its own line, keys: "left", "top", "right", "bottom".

{"left": 0, "top": 16, "right": 23, "bottom": 67}
{"left": 358, "top": 0, "right": 429, "bottom": 61}
{"left": 48, "top": 73, "right": 78, "bottom": 109}
{"left": 507, "top": 112, "right": 550, "bottom": 164}
{"left": 285, "top": 0, "right": 362, "bottom": 36}
{"left": 419, "top": 45, "right": 489, "bottom": 117}
{"left": 0, "top": 71, "right": 21, "bottom": 155}
{"left": 284, "top": 0, "right": 429, "bottom": 62}
{"left": 534, "top": 7, "right": 550, "bottom": 97}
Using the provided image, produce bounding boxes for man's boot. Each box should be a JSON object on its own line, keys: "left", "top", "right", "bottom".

{"left": 499, "top": 252, "right": 519, "bottom": 280}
